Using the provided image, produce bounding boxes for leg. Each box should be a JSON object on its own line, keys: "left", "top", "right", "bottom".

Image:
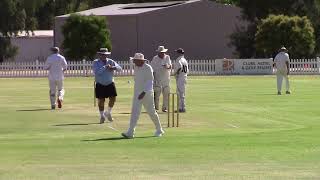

{"left": 177, "top": 78, "right": 186, "bottom": 111}
{"left": 57, "top": 80, "right": 65, "bottom": 100}
{"left": 276, "top": 72, "right": 283, "bottom": 94}
{"left": 154, "top": 85, "right": 161, "bottom": 110}
{"left": 284, "top": 73, "right": 290, "bottom": 92}
{"left": 125, "top": 95, "right": 143, "bottom": 136}
{"left": 105, "top": 96, "right": 116, "bottom": 121}
{"left": 49, "top": 80, "right": 57, "bottom": 108}
{"left": 162, "top": 85, "right": 170, "bottom": 111}
{"left": 57, "top": 80, "right": 65, "bottom": 108}
{"left": 142, "top": 91, "right": 163, "bottom": 133}
{"left": 98, "top": 98, "right": 106, "bottom": 123}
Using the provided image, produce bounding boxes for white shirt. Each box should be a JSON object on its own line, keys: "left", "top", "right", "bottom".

{"left": 45, "top": 53, "right": 67, "bottom": 80}
{"left": 134, "top": 63, "right": 154, "bottom": 94}
{"left": 174, "top": 55, "right": 189, "bottom": 78}
{"left": 150, "top": 55, "right": 171, "bottom": 82}
{"left": 274, "top": 52, "right": 289, "bottom": 71}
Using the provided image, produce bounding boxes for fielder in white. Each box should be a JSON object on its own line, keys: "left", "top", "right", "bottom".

{"left": 150, "top": 46, "right": 172, "bottom": 112}
{"left": 173, "top": 48, "right": 189, "bottom": 112}
{"left": 274, "top": 46, "right": 291, "bottom": 95}
{"left": 122, "top": 53, "right": 164, "bottom": 139}
{"left": 44, "top": 47, "right": 67, "bottom": 109}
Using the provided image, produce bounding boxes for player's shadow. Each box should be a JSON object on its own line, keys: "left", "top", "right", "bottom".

{"left": 53, "top": 123, "right": 99, "bottom": 126}
{"left": 82, "top": 136, "right": 155, "bottom": 141}
{"left": 118, "top": 112, "right": 149, "bottom": 115}
{"left": 16, "top": 108, "right": 52, "bottom": 112}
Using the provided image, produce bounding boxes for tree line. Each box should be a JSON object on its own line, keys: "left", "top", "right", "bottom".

{"left": 1, "top": 0, "right": 319, "bottom": 62}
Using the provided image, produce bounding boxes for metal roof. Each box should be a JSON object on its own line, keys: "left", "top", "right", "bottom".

{"left": 58, "top": 0, "right": 199, "bottom": 17}
{"left": 122, "top": 1, "right": 185, "bottom": 9}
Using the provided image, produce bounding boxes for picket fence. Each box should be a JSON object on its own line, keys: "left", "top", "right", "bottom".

{"left": 0, "top": 58, "right": 319, "bottom": 78}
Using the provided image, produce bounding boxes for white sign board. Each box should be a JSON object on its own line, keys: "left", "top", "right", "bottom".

{"left": 215, "top": 59, "right": 273, "bottom": 75}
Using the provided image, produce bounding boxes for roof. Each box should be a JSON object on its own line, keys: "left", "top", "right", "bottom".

{"left": 58, "top": 0, "right": 200, "bottom": 17}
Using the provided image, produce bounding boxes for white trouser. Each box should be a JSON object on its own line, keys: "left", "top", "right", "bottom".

{"left": 154, "top": 80, "right": 170, "bottom": 110}
{"left": 126, "top": 91, "right": 163, "bottom": 136}
{"left": 176, "top": 77, "right": 186, "bottom": 110}
{"left": 276, "top": 69, "right": 290, "bottom": 92}
{"left": 49, "top": 79, "right": 65, "bottom": 106}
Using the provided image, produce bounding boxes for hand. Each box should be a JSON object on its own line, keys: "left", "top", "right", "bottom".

{"left": 105, "top": 64, "right": 114, "bottom": 71}
{"left": 138, "top": 92, "right": 146, "bottom": 100}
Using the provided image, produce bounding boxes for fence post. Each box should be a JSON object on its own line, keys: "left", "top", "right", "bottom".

{"left": 82, "top": 59, "right": 86, "bottom": 77}
{"left": 36, "top": 59, "right": 39, "bottom": 76}
{"left": 317, "top": 57, "right": 320, "bottom": 74}
{"left": 130, "top": 58, "right": 134, "bottom": 75}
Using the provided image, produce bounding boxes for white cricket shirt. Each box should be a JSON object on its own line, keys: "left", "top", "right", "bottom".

{"left": 274, "top": 52, "right": 289, "bottom": 71}
{"left": 134, "top": 63, "right": 154, "bottom": 93}
{"left": 45, "top": 53, "right": 68, "bottom": 80}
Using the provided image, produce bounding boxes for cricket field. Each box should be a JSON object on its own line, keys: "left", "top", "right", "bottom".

{"left": 0, "top": 76, "right": 319, "bottom": 179}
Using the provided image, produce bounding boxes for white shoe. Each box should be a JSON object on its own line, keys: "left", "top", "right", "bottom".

{"left": 99, "top": 116, "right": 105, "bottom": 124}
{"left": 121, "top": 132, "right": 134, "bottom": 139}
{"left": 104, "top": 112, "right": 113, "bottom": 122}
{"left": 154, "top": 129, "right": 165, "bottom": 137}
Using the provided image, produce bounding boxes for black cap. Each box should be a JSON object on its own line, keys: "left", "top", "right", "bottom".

{"left": 175, "top": 48, "right": 185, "bottom": 54}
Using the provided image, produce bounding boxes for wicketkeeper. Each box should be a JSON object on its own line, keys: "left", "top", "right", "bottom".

{"left": 173, "top": 48, "right": 189, "bottom": 112}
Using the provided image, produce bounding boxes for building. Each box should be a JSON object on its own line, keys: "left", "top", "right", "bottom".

{"left": 8, "top": 30, "right": 53, "bottom": 62}
{"left": 54, "top": 0, "right": 242, "bottom": 61}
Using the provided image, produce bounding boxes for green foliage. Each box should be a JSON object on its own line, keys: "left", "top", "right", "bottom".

{"left": 230, "top": 0, "right": 320, "bottom": 58}
{"left": 255, "top": 15, "right": 315, "bottom": 58}
{"left": 0, "top": 0, "right": 26, "bottom": 62}
{"left": 62, "top": 14, "right": 111, "bottom": 61}
{"left": 0, "top": 37, "right": 18, "bottom": 62}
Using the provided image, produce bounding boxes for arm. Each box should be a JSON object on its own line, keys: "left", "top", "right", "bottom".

{"left": 138, "top": 68, "right": 153, "bottom": 100}
{"left": 166, "top": 55, "right": 172, "bottom": 69}
{"left": 62, "top": 57, "right": 67, "bottom": 72}
{"left": 111, "top": 61, "right": 122, "bottom": 72}
{"left": 44, "top": 58, "right": 50, "bottom": 70}
{"left": 138, "top": 80, "right": 153, "bottom": 100}
{"left": 286, "top": 61, "right": 290, "bottom": 75}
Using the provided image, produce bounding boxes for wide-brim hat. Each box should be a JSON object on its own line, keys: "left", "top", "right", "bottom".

{"left": 156, "top": 46, "right": 168, "bottom": 52}
{"left": 97, "top": 48, "right": 111, "bottom": 55}
{"left": 130, "top": 53, "right": 148, "bottom": 61}
{"left": 175, "top": 48, "right": 184, "bottom": 54}
{"left": 279, "top": 46, "right": 288, "bottom": 52}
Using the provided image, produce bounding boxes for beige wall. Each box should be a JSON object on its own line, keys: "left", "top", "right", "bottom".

{"left": 10, "top": 37, "right": 53, "bottom": 62}
{"left": 54, "top": 1, "right": 242, "bottom": 61}
{"left": 54, "top": 16, "right": 138, "bottom": 61}
{"left": 137, "top": 1, "right": 241, "bottom": 60}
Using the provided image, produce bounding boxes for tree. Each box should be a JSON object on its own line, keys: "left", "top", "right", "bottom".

{"left": 62, "top": 14, "right": 111, "bottom": 61}
{"left": 230, "top": 0, "right": 320, "bottom": 58}
{"left": 0, "top": 0, "right": 26, "bottom": 62}
{"left": 255, "top": 15, "right": 315, "bottom": 58}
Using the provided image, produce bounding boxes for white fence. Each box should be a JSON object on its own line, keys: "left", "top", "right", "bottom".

{"left": 0, "top": 58, "right": 319, "bottom": 77}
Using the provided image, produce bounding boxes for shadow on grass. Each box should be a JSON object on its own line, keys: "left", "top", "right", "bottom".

{"left": 82, "top": 136, "right": 155, "bottom": 141}
{"left": 16, "top": 108, "right": 52, "bottom": 112}
{"left": 53, "top": 123, "right": 100, "bottom": 126}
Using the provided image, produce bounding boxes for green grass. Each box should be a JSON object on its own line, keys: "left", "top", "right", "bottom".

{"left": 0, "top": 76, "right": 320, "bottom": 180}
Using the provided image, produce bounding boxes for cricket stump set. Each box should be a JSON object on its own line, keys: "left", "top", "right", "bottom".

{"left": 167, "top": 93, "right": 179, "bottom": 127}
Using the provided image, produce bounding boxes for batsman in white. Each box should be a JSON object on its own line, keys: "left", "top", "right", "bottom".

{"left": 121, "top": 53, "right": 164, "bottom": 139}
{"left": 150, "top": 46, "right": 172, "bottom": 112}
{"left": 93, "top": 48, "right": 122, "bottom": 124}
{"left": 44, "top": 47, "right": 67, "bottom": 110}
{"left": 273, "top": 46, "right": 291, "bottom": 95}
{"left": 173, "top": 48, "right": 189, "bottom": 112}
